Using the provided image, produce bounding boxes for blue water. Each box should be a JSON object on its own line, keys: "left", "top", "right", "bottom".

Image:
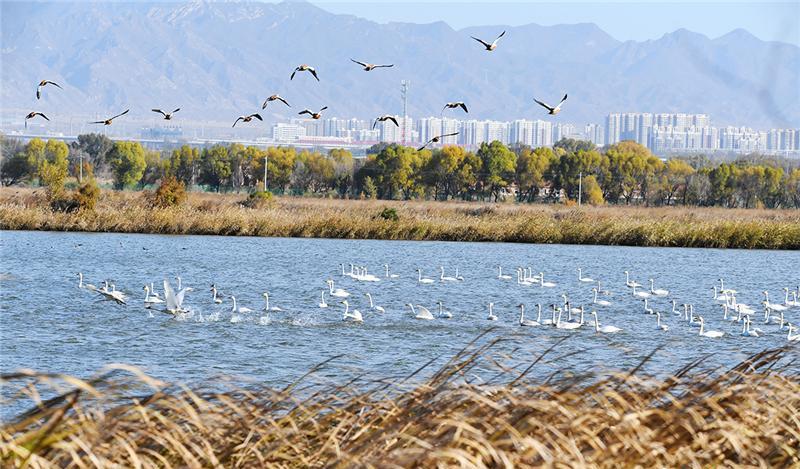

{"left": 1, "top": 230, "right": 798, "bottom": 395}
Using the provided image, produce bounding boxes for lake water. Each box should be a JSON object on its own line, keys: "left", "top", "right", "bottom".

{"left": 1, "top": 230, "right": 798, "bottom": 395}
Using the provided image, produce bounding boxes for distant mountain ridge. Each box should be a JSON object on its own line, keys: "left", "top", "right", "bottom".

{"left": 1, "top": 0, "right": 798, "bottom": 128}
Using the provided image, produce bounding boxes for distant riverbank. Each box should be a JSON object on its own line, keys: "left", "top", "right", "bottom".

{"left": 1, "top": 188, "right": 798, "bottom": 249}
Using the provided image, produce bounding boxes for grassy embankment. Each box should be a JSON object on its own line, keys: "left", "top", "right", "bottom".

{"left": 1, "top": 342, "right": 797, "bottom": 467}
{"left": 1, "top": 187, "right": 799, "bottom": 249}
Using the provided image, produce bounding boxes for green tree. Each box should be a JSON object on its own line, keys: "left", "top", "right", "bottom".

{"left": 168, "top": 145, "right": 200, "bottom": 187}
{"left": 329, "top": 149, "right": 354, "bottom": 197}
{"left": 74, "top": 133, "right": 114, "bottom": 171}
{"left": 582, "top": 175, "right": 604, "bottom": 206}
{"left": 200, "top": 145, "right": 232, "bottom": 192}
{"left": 37, "top": 140, "right": 70, "bottom": 198}
{"left": 265, "top": 147, "right": 296, "bottom": 193}
{"left": 424, "top": 145, "right": 469, "bottom": 200}
{"left": 515, "top": 146, "right": 554, "bottom": 202}
{"left": 373, "top": 144, "right": 423, "bottom": 200}
{"left": 362, "top": 175, "right": 377, "bottom": 199}
{"left": 107, "top": 141, "right": 147, "bottom": 189}
{"left": 477, "top": 141, "right": 516, "bottom": 201}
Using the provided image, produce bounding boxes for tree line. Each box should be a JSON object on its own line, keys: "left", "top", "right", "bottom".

{"left": 2, "top": 134, "right": 798, "bottom": 209}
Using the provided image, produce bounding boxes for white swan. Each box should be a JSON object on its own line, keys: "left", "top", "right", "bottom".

{"left": 327, "top": 280, "right": 350, "bottom": 297}
{"left": 383, "top": 264, "right": 400, "bottom": 279}
{"left": 77, "top": 273, "right": 97, "bottom": 291}
{"left": 230, "top": 296, "right": 253, "bottom": 314}
{"left": 672, "top": 299, "right": 681, "bottom": 316}
{"left": 210, "top": 285, "right": 223, "bottom": 304}
{"left": 591, "top": 311, "right": 621, "bottom": 333}
{"left": 487, "top": 302, "right": 498, "bottom": 321}
{"left": 262, "top": 292, "right": 283, "bottom": 311}
{"left": 517, "top": 268, "right": 534, "bottom": 286}
{"left": 176, "top": 276, "right": 182, "bottom": 291}
{"left": 539, "top": 273, "right": 555, "bottom": 288}
{"left": 631, "top": 284, "right": 650, "bottom": 299}
{"left": 98, "top": 280, "right": 126, "bottom": 304}
{"left": 577, "top": 268, "right": 594, "bottom": 283}
{"left": 555, "top": 309, "right": 581, "bottom": 330}
{"left": 782, "top": 288, "right": 800, "bottom": 307}
{"left": 718, "top": 278, "right": 737, "bottom": 295}
{"left": 656, "top": 312, "right": 669, "bottom": 331}
{"left": 440, "top": 266, "right": 457, "bottom": 282}
{"left": 143, "top": 285, "right": 164, "bottom": 304}
{"left": 596, "top": 281, "right": 612, "bottom": 296}
{"left": 407, "top": 303, "right": 434, "bottom": 320}
{"left": 741, "top": 317, "right": 760, "bottom": 337}
{"left": 437, "top": 301, "right": 453, "bottom": 319}
{"left": 319, "top": 291, "right": 328, "bottom": 308}
{"left": 649, "top": 279, "right": 669, "bottom": 296}
{"left": 149, "top": 282, "right": 161, "bottom": 298}
{"left": 341, "top": 300, "right": 363, "bottom": 323}
{"left": 365, "top": 293, "right": 386, "bottom": 313}
{"left": 592, "top": 288, "right": 611, "bottom": 307}
{"left": 497, "top": 266, "right": 512, "bottom": 280}
{"left": 517, "top": 304, "right": 539, "bottom": 326}
{"left": 455, "top": 268, "right": 464, "bottom": 281}
{"left": 698, "top": 316, "right": 724, "bottom": 338}
{"left": 417, "top": 269, "right": 435, "bottom": 284}
{"left": 642, "top": 298, "right": 654, "bottom": 315}
{"left": 624, "top": 271, "right": 641, "bottom": 289}
{"left": 787, "top": 323, "right": 800, "bottom": 342}
{"left": 159, "top": 278, "right": 190, "bottom": 315}
{"left": 540, "top": 305, "right": 557, "bottom": 326}
{"left": 762, "top": 291, "right": 788, "bottom": 311}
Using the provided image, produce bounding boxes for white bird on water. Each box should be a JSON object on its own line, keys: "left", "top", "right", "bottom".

{"left": 230, "top": 296, "right": 253, "bottom": 315}
{"left": 262, "top": 292, "right": 283, "bottom": 312}
{"left": 497, "top": 266, "right": 512, "bottom": 280}
{"left": 383, "top": 264, "right": 400, "bottom": 279}
{"left": 143, "top": 285, "right": 163, "bottom": 304}
{"left": 440, "top": 266, "right": 457, "bottom": 282}
{"left": 656, "top": 312, "right": 669, "bottom": 331}
{"left": 698, "top": 317, "right": 724, "bottom": 338}
{"left": 407, "top": 303, "right": 434, "bottom": 320}
{"left": 417, "top": 269, "right": 435, "bottom": 284}
{"left": 327, "top": 280, "right": 350, "bottom": 298}
{"left": 592, "top": 288, "right": 611, "bottom": 307}
{"left": 518, "top": 304, "right": 540, "bottom": 327}
{"left": 649, "top": 279, "right": 669, "bottom": 296}
{"left": 365, "top": 293, "right": 386, "bottom": 313}
{"left": 210, "top": 285, "right": 223, "bottom": 304}
{"left": 319, "top": 291, "right": 328, "bottom": 308}
{"left": 341, "top": 300, "right": 363, "bottom": 323}
{"left": 487, "top": 302, "right": 498, "bottom": 321}
{"left": 591, "top": 311, "right": 621, "bottom": 334}
{"left": 539, "top": 273, "right": 556, "bottom": 288}
{"left": 437, "top": 301, "right": 453, "bottom": 319}
{"left": 77, "top": 273, "right": 97, "bottom": 292}
{"left": 577, "top": 268, "right": 594, "bottom": 283}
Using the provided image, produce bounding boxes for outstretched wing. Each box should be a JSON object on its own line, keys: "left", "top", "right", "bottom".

{"left": 372, "top": 118, "right": 379, "bottom": 130}
{"left": 351, "top": 58, "right": 368, "bottom": 67}
{"left": 232, "top": 117, "right": 243, "bottom": 128}
{"left": 387, "top": 116, "right": 399, "bottom": 127}
{"left": 172, "top": 108, "right": 181, "bottom": 114}
{"left": 318, "top": 106, "right": 328, "bottom": 113}
{"left": 298, "top": 110, "right": 313, "bottom": 116}
{"left": 250, "top": 113, "right": 263, "bottom": 121}
{"left": 290, "top": 69, "right": 297, "bottom": 80}
{"left": 37, "top": 112, "right": 50, "bottom": 121}
{"left": 458, "top": 102, "right": 469, "bottom": 113}
{"left": 375, "top": 64, "right": 394, "bottom": 68}
{"left": 276, "top": 96, "right": 290, "bottom": 107}
{"left": 109, "top": 109, "right": 130, "bottom": 121}
{"left": 90, "top": 120, "right": 105, "bottom": 124}
{"left": 553, "top": 94, "right": 568, "bottom": 111}
{"left": 534, "top": 99, "right": 554, "bottom": 112}
{"left": 163, "top": 279, "right": 177, "bottom": 311}
{"left": 417, "top": 141, "right": 430, "bottom": 151}
{"left": 492, "top": 30, "right": 506, "bottom": 45}
{"left": 471, "top": 36, "right": 491, "bottom": 48}
{"left": 152, "top": 109, "right": 167, "bottom": 117}
{"left": 442, "top": 132, "right": 459, "bottom": 138}
{"left": 309, "top": 68, "right": 320, "bottom": 81}
{"left": 46, "top": 80, "right": 63, "bottom": 89}
{"left": 262, "top": 99, "right": 269, "bottom": 110}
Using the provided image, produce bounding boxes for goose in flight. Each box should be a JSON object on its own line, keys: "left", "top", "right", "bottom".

{"left": 471, "top": 30, "right": 506, "bottom": 51}
{"left": 373, "top": 115, "right": 399, "bottom": 129}
{"left": 351, "top": 59, "right": 394, "bottom": 71}
{"left": 291, "top": 64, "right": 319, "bottom": 81}
{"left": 24, "top": 112, "right": 49, "bottom": 128}
{"left": 36, "top": 80, "right": 62, "bottom": 99}
{"left": 534, "top": 94, "right": 568, "bottom": 115}
{"left": 152, "top": 108, "right": 180, "bottom": 120}
{"left": 90, "top": 109, "right": 129, "bottom": 126}
{"left": 418, "top": 132, "right": 459, "bottom": 151}
{"left": 262, "top": 95, "right": 291, "bottom": 109}
{"left": 298, "top": 107, "right": 327, "bottom": 120}
{"left": 232, "top": 113, "right": 262, "bottom": 127}
{"left": 442, "top": 102, "right": 468, "bottom": 114}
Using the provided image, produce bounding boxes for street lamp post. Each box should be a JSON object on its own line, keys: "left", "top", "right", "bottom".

{"left": 263, "top": 155, "right": 268, "bottom": 192}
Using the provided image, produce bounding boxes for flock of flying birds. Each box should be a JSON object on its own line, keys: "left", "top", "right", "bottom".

{"left": 74, "top": 263, "right": 800, "bottom": 343}
{"left": 24, "top": 30, "right": 569, "bottom": 151}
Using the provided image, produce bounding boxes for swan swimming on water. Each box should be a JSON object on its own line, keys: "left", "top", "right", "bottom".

{"left": 327, "top": 280, "right": 350, "bottom": 297}
{"left": 210, "top": 285, "right": 223, "bottom": 304}
{"left": 417, "top": 269, "right": 435, "bottom": 284}
{"left": 440, "top": 267, "right": 457, "bottom": 282}
{"left": 341, "top": 300, "right": 363, "bottom": 323}
{"left": 319, "top": 291, "right": 328, "bottom": 308}
{"left": 591, "top": 311, "right": 621, "bottom": 333}
{"left": 787, "top": 323, "right": 800, "bottom": 342}
{"left": 592, "top": 288, "right": 611, "bottom": 307}
{"left": 539, "top": 273, "right": 556, "bottom": 288}
{"left": 230, "top": 296, "right": 253, "bottom": 314}
{"left": 649, "top": 279, "right": 669, "bottom": 296}
{"left": 656, "top": 312, "right": 669, "bottom": 331}
{"left": 577, "top": 268, "right": 594, "bottom": 283}
{"left": 555, "top": 309, "right": 581, "bottom": 330}
{"left": 518, "top": 304, "right": 540, "bottom": 326}
{"left": 698, "top": 317, "right": 724, "bottom": 338}
{"left": 365, "top": 293, "right": 386, "bottom": 313}
{"left": 631, "top": 284, "right": 650, "bottom": 299}
{"left": 487, "top": 302, "right": 498, "bottom": 321}
{"left": 77, "top": 273, "right": 97, "bottom": 292}
{"left": 497, "top": 266, "right": 512, "bottom": 280}
{"left": 383, "top": 264, "right": 399, "bottom": 279}
{"left": 262, "top": 292, "right": 283, "bottom": 311}
{"left": 624, "top": 271, "right": 641, "bottom": 289}
{"left": 407, "top": 303, "right": 434, "bottom": 320}
{"left": 437, "top": 301, "right": 453, "bottom": 319}
{"left": 143, "top": 285, "right": 163, "bottom": 304}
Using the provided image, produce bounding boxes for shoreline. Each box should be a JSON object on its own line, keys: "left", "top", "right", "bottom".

{"left": 1, "top": 188, "right": 799, "bottom": 249}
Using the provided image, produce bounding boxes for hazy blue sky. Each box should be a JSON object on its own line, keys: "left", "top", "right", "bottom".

{"left": 309, "top": 1, "right": 799, "bottom": 45}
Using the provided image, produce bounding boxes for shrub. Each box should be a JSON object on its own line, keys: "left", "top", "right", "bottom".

{"left": 377, "top": 207, "right": 399, "bottom": 222}
{"left": 75, "top": 178, "right": 101, "bottom": 211}
{"left": 243, "top": 190, "right": 273, "bottom": 209}
{"left": 152, "top": 175, "right": 187, "bottom": 208}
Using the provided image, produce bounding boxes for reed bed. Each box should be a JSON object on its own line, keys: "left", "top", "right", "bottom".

{"left": 1, "top": 338, "right": 798, "bottom": 468}
{"left": 1, "top": 188, "right": 799, "bottom": 249}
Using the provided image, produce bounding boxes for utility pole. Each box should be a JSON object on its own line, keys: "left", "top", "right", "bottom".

{"left": 264, "top": 155, "right": 269, "bottom": 192}
{"left": 400, "top": 80, "right": 409, "bottom": 145}
{"left": 79, "top": 153, "right": 83, "bottom": 183}
{"left": 578, "top": 172, "right": 582, "bottom": 206}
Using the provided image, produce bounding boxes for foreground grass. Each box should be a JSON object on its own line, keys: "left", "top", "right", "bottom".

{"left": 1, "top": 341, "right": 798, "bottom": 467}
{"left": 1, "top": 188, "right": 799, "bottom": 249}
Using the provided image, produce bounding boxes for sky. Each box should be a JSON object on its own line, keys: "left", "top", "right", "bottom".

{"left": 309, "top": 0, "right": 800, "bottom": 46}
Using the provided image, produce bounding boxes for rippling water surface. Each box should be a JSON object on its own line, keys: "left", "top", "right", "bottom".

{"left": 1, "top": 230, "right": 798, "bottom": 392}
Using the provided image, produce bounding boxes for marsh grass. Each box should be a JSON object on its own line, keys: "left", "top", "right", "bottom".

{"left": 1, "top": 338, "right": 798, "bottom": 467}
{"left": 1, "top": 188, "right": 799, "bottom": 249}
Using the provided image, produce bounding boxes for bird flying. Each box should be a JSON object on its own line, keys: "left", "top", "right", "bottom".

{"left": 232, "top": 113, "right": 263, "bottom": 127}
{"left": 471, "top": 31, "right": 506, "bottom": 51}
{"left": 152, "top": 108, "right": 180, "bottom": 120}
{"left": 262, "top": 95, "right": 291, "bottom": 109}
{"left": 90, "top": 109, "right": 129, "bottom": 126}
{"left": 418, "top": 132, "right": 459, "bottom": 151}
{"left": 442, "top": 102, "right": 469, "bottom": 114}
{"left": 350, "top": 59, "right": 394, "bottom": 71}
{"left": 24, "top": 112, "right": 49, "bottom": 128}
{"left": 298, "top": 106, "right": 328, "bottom": 120}
{"left": 291, "top": 65, "right": 319, "bottom": 81}
{"left": 36, "top": 80, "right": 62, "bottom": 100}
{"left": 373, "top": 115, "right": 399, "bottom": 129}
{"left": 534, "top": 94, "right": 568, "bottom": 115}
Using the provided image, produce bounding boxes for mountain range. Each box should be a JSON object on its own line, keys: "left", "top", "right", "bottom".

{"left": 2, "top": 0, "right": 798, "bottom": 129}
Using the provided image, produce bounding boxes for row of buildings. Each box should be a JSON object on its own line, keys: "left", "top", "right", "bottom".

{"left": 270, "top": 113, "right": 799, "bottom": 156}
